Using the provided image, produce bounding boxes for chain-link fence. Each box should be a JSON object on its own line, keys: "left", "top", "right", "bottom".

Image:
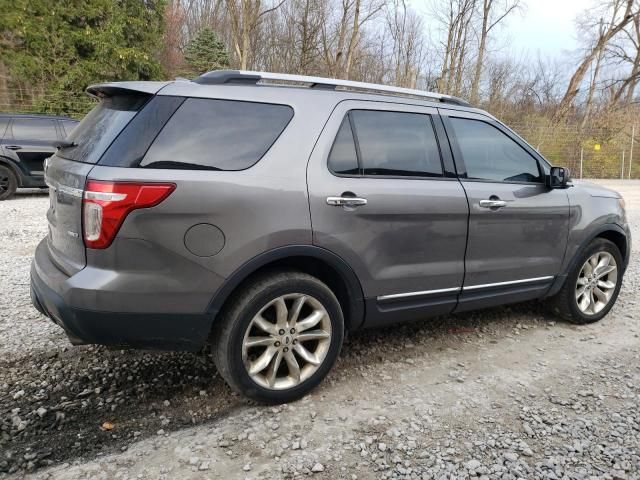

{"left": 510, "top": 120, "right": 638, "bottom": 180}
{"left": 2, "top": 90, "right": 638, "bottom": 179}
{"left": 0, "top": 90, "right": 96, "bottom": 120}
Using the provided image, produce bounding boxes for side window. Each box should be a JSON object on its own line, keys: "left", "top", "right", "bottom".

{"left": 448, "top": 117, "right": 542, "bottom": 183}
{"left": 0, "top": 119, "right": 8, "bottom": 140}
{"left": 351, "top": 110, "right": 443, "bottom": 177}
{"left": 328, "top": 116, "right": 359, "bottom": 175}
{"left": 61, "top": 120, "right": 78, "bottom": 137}
{"left": 11, "top": 118, "right": 58, "bottom": 142}
{"left": 141, "top": 98, "right": 293, "bottom": 170}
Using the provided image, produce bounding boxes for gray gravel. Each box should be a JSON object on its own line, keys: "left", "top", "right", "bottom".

{"left": 1, "top": 181, "right": 639, "bottom": 480}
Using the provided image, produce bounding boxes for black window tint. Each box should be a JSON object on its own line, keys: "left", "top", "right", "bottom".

{"left": 449, "top": 118, "right": 542, "bottom": 183}
{"left": 58, "top": 93, "right": 149, "bottom": 164}
{"left": 328, "top": 116, "right": 359, "bottom": 175}
{"left": 11, "top": 118, "right": 58, "bottom": 141}
{"left": 141, "top": 98, "right": 293, "bottom": 170}
{"left": 351, "top": 110, "right": 443, "bottom": 177}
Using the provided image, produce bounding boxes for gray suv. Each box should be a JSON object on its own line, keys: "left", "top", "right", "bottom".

{"left": 30, "top": 71, "right": 631, "bottom": 403}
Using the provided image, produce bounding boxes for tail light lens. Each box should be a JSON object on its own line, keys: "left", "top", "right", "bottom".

{"left": 82, "top": 180, "right": 176, "bottom": 249}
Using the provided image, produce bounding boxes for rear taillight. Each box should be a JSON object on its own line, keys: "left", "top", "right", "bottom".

{"left": 82, "top": 180, "right": 175, "bottom": 249}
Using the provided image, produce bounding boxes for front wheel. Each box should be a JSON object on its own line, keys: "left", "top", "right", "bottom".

{"left": 211, "top": 271, "right": 344, "bottom": 403}
{"left": 550, "top": 238, "right": 623, "bottom": 324}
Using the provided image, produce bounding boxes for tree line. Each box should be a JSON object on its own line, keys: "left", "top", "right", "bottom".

{"left": 1, "top": 0, "right": 639, "bottom": 127}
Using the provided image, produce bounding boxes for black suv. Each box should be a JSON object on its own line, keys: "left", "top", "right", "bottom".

{"left": 0, "top": 114, "right": 79, "bottom": 200}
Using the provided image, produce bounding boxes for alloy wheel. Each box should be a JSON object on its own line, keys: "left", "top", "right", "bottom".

{"left": 575, "top": 251, "right": 618, "bottom": 315}
{"left": 242, "top": 293, "right": 332, "bottom": 390}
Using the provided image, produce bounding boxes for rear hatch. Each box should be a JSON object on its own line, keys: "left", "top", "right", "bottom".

{"left": 45, "top": 85, "right": 161, "bottom": 275}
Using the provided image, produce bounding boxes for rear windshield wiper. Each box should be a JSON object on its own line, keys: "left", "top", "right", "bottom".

{"left": 53, "top": 140, "right": 78, "bottom": 149}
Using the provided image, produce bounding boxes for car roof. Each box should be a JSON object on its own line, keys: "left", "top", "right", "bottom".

{"left": 0, "top": 113, "right": 78, "bottom": 121}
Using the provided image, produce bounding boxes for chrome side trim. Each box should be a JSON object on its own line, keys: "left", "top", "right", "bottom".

{"left": 463, "top": 276, "right": 554, "bottom": 291}
{"left": 378, "top": 276, "right": 555, "bottom": 301}
{"left": 377, "top": 287, "right": 461, "bottom": 301}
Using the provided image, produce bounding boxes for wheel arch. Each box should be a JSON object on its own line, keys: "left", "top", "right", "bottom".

{"left": 0, "top": 156, "right": 23, "bottom": 187}
{"left": 206, "top": 245, "right": 366, "bottom": 331}
{"left": 546, "top": 223, "right": 629, "bottom": 298}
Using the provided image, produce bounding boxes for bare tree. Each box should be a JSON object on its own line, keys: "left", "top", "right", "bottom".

{"left": 225, "top": 0, "right": 287, "bottom": 70}
{"left": 432, "top": 0, "right": 476, "bottom": 95}
{"left": 607, "top": 12, "right": 640, "bottom": 104}
{"left": 321, "top": 0, "right": 385, "bottom": 79}
{"left": 469, "top": 0, "right": 521, "bottom": 103}
{"left": 554, "top": 0, "right": 637, "bottom": 121}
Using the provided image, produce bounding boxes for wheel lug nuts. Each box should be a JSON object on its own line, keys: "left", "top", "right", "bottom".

{"left": 274, "top": 341, "right": 280, "bottom": 347}
{"left": 279, "top": 329, "right": 285, "bottom": 335}
{"left": 292, "top": 339, "right": 297, "bottom": 345}
{"left": 283, "top": 347, "right": 289, "bottom": 352}
{"left": 290, "top": 328, "right": 295, "bottom": 334}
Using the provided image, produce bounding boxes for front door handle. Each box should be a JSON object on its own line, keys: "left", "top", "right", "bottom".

{"left": 479, "top": 199, "right": 507, "bottom": 208}
{"left": 327, "top": 196, "right": 368, "bottom": 207}
{"left": 5, "top": 145, "right": 21, "bottom": 150}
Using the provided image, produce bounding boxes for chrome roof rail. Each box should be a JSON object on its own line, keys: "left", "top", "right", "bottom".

{"left": 192, "top": 70, "right": 471, "bottom": 107}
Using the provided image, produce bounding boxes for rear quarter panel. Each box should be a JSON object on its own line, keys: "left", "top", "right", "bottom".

{"left": 86, "top": 86, "right": 338, "bottom": 314}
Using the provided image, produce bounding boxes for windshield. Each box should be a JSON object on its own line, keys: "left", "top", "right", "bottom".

{"left": 58, "top": 93, "right": 149, "bottom": 163}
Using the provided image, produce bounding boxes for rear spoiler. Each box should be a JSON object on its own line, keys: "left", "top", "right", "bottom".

{"left": 86, "top": 81, "right": 172, "bottom": 99}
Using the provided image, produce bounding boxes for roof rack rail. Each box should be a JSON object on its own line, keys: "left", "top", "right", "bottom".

{"left": 192, "top": 70, "right": 471, "bottom": 107}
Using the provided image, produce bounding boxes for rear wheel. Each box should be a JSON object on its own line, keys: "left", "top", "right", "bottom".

{"left": 550, "top": 238, "right": 623, "bottom": 324}
{"left": 212, "top": 271, "right": 344, "bottom": 403}
{"left": 0, "top": 165, "right": 17, "bottom": 201}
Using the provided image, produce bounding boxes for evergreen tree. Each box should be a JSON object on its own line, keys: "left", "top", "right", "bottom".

{"left": 183, "top": 28, "right": 230, "bottom": 76}
{"left": 0, "top": 0, "right": 166, "bottom": 116}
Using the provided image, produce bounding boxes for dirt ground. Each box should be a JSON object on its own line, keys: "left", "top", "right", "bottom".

{"left": 1, "top": 180, "right": 639, "bottom": 480}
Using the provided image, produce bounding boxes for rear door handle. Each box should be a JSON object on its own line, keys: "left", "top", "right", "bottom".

{"left": 5, "top": 145, "right": 21, "bottom": 150}
{"left": 479, "top": 199, "right": 507, "bottom": 208}
{"left": 327, "top": 196, "right": 368, "bottom": 207}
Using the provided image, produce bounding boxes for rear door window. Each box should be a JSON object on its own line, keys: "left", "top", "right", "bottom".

{"left": 58, "top": 93, "right": 150, "bottom": 163}
{"left": 331, "top": 110, "right": 444, "bottom": 178}
{"left": 11, "top": 118, "right": 58, "bottom": 141}
{"left": 140, "top": 98, "right": 293, "bottom": 170}
{"left": 328, "top": 117, "right": 359, "bottom": 175}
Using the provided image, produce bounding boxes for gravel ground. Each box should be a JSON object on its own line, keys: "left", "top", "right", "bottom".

{"left": 1, "top": 181, "right": 639, "bottom": 480}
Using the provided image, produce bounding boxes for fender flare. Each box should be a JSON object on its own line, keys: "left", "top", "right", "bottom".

{"left": 546, "top": 223, "right": 629, "bottom": 298}
{"left": 206, "top": 245, "right": 366, "bottom": 329}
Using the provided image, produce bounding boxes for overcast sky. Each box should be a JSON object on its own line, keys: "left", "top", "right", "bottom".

{"left": 413, "top": 0, "right": 587, "bottom": 58}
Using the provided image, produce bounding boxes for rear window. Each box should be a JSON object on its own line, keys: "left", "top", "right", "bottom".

{"left": 140, "top": 98, "right": 294, "bottom": 170}
{"left": 57, "top": 94, "right": 149, "bottom": 163}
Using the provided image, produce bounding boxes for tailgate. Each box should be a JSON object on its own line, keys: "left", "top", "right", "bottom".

{"left": 45, "top": 155, "right": 93, "bottom": 275}
{"left": 42, "top": 85, "right": 155, "bottom": 276}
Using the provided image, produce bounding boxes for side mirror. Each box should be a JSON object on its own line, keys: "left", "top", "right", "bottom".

{"left": 548, "top": 166, "right": 570, "bottom": 189}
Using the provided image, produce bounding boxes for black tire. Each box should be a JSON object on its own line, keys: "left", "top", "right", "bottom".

{"left": 0, "top": 165, "right": 17, "bottom": 201}
{"left": 550, "top": 238, "right": 623, "bottom": 324}
{"left": 211, "top": 270, "right": 344, "bottom": 404}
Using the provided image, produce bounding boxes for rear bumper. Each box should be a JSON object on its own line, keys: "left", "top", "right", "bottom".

{"left": 30, "top": 239, "right": 211, "bottom": 351}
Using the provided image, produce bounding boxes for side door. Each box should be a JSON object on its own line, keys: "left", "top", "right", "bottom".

{"left": 307, "top": 101, "right": 469, "bottom": 328}
{"left": 440, "top": 109, "right": 570, "bottom": 311}
{"left": 4, "top": 117, "right": 59, "bottom": 181}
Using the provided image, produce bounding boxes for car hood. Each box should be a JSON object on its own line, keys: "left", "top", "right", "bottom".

{"left": 571, "top": 180, "right": 621, "bottom": 199}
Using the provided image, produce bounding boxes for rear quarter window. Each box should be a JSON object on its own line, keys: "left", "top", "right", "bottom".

{"left": 140, "top": 98, "right": 294, "bottom": 171}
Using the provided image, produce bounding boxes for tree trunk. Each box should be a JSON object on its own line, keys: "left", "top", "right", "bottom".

{"left": 554, "top": 0, "right": 635, "bottom": 121}
{"left": 470, "top": 0, "right": 490, "bottom": 104}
